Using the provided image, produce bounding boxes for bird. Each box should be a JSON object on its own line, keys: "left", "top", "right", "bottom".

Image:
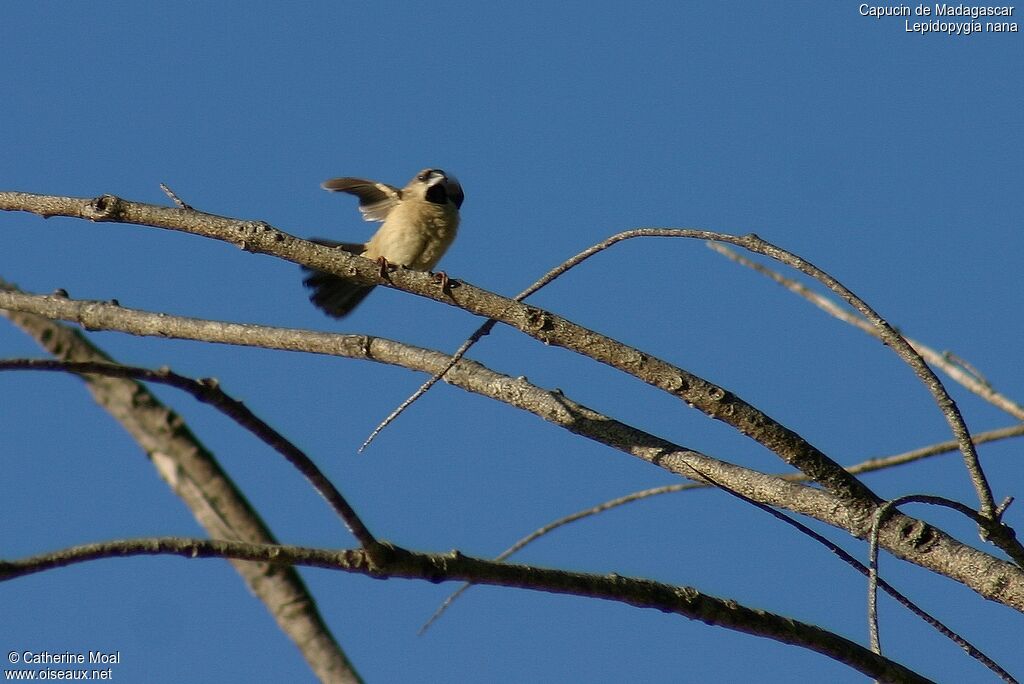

{"left": 302, "top": 168, "right": 464, "bottom": 318}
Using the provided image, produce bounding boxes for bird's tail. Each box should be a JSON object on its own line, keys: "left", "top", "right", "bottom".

{"left": 302, "top": 239, "right": 375, "bottom": 318}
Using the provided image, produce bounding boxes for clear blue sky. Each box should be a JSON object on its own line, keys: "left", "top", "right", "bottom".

{"left": 2, "top": 3, "right": 1021, "bottom": 682}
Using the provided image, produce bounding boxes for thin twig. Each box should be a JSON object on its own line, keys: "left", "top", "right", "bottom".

{"left": 941, "top": 351, "right": 992, "bottom": 389}
{"left": 360, "top": 333, "right": 486, "bottom": 452}
{"left": 844, "top": 425, "right": 1024, "bottom": 475}
{"left": 0, "top": 358, "right": 379, "bottom": 552}
{"left": 159, "top": 182, "right": 193, "bottom": 210}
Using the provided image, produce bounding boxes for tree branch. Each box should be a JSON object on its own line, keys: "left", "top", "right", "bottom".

{"left": 0, "top": 191, "right": 878, "bottom": 510}
{"left": 0, "top": 536, "right": 936, "bottom": 684}
{"left": 1, "top": 287, "right": 1022, "bottom": 610}
{"left": 0, "top": 285, "right": 362, "bottom": 684}
{"left": 424, "top": 422, "right": 1024, "bottom": 632}
{"left": 711, "top": 235, "right": 995, "bottom": 517}
{"left": 709, "top": 242, "right": 1024, "bottom": 422}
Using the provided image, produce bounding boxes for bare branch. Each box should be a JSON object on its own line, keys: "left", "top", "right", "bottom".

{"left": 426, "top": 421, "right": 1024, "bottom": 631}
{"left": 0, "top": 284, "right": 361, "bottom": 684}
{"left": 0, "top": 192, "right": 878, "bottom": 509}
{"left": 0, "top": 537, "right": 936, "bottom": 684}
{"left": 159, "top": 182, "right": 193, "bottom": 210}
{"left": 2, "top": 192, "right": 1017, "bottom": 678}
{"left": 1, "top": 287, "right": 1022, "bottom": 609}
{"left": 431, "top": 421, "right": 1024, "bottom": 625}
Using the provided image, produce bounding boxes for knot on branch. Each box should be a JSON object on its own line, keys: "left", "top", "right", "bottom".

{"left": 362, "top": 541, "right": 408, "bottom": 578}
{"left": 523, "top": 306, "right": 555, "bottom": 342}
{"left": 84, "top": 194, "right": 125, "bottom": 222}
{"left": 898, "top": 519, "right": 937, "bottom": 551}
{"left": 662, "top": 373, "right": 688, "bottom": 392}
{"left": 703, "top": 385, "right": 733, "bottom": 417}
{"left": 234, "top": 220, "right": 274, "bottom": 251}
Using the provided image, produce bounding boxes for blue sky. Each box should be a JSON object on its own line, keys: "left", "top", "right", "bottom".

{"left": 1, "top": 3, "right": 1021, "bottom": 682}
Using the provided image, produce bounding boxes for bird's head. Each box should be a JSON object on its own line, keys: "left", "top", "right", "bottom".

{"left": 408, "top": 168, "right": 464, "bottom": 209}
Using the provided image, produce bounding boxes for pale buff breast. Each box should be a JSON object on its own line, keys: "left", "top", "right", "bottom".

{"left": 363, "top": 199, "right": 460, "bottom": 270}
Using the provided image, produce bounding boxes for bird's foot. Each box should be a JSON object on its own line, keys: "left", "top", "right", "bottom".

{"left": 376, "top": 256, "right": 395, "bottom": 279}
{"left": 431, "top": 271, "right": 457, "bottom": 297}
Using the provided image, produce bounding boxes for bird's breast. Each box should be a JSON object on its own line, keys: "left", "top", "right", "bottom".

{"left": 364, "top": 200, "right": 459, "bottom": 271}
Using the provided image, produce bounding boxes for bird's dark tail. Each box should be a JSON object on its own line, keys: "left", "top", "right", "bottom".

{"left": 302, "top": 239, "right": 374, "bottom": 318}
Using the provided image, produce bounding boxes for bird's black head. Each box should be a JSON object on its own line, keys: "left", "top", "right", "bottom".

{"left": 418, "top": 168, "right": 464, "bottom": 209}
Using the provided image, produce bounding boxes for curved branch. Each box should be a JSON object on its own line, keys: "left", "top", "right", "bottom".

{"left": 0, "top": 537, "right": 936, "bottom": 684}
{"left": 869, "top": 493, "right": 1024, "bottom": 654}
{"left": 492, "top": 225, "right": 1008, "bottom": 553}
{"left": 708, "top": 243, "right": 1024, "bottom": 421}
{"left": 734, "top": 233, "right": 994, "bottom": 518}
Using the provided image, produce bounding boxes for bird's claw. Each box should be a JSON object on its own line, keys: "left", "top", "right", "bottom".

{"left": 432, "top": 271, "right": 457, "bottom": 297}
{"left": 376, "top": 256, "right": 394, "bottom": 279}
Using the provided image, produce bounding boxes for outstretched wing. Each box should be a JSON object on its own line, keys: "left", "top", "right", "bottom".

{"left": 322, "top": 177, "right": 402, "bottom": 222}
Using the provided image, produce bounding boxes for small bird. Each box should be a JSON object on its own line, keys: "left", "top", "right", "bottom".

{"left": 302, "top": 168, "right": 464, "bottom": 318}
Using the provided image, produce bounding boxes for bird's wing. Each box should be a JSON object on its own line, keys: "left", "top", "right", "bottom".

{"left": 321, "top": 178, "right": 402, "bottom": 222}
